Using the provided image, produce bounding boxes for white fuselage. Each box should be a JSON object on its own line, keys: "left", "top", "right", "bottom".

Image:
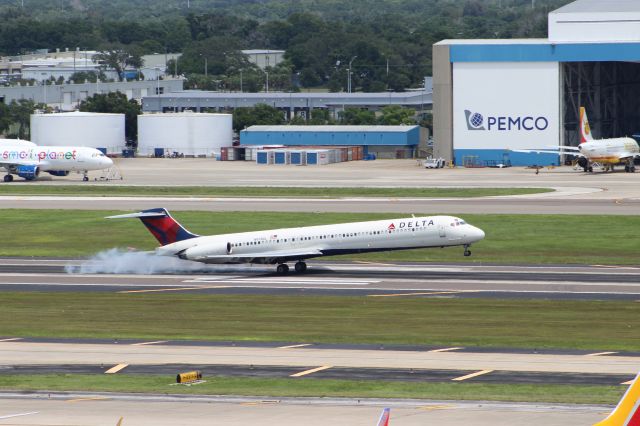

{"left": 0, "top": 139, "right": 113, "bottom": 173}
{"left": 579, "top": 137, "right": 640, "bottom": 164}
{"left": 157, "top": 215, "right": 485, "bottom": 264}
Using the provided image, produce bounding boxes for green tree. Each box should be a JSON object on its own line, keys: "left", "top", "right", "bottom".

{"left": 339, "top": 108, "right": 376, "bottom": 125}
{"left": 377, "top": 105, "right": 416, "bottom": 125}
{"left": 94, "top": 49, "right": 143, "bottom": 82}
{"left": 7, "top": 99, "right": 45, "bottom": 139}
{"left": 79, "top": 92, "right": 141, "bottom": 141}
{"left": 232, "top": 103, "right": 284, "bottom": 133}
{"left": 0, "top": 102, "right": 11, "bottom": 135}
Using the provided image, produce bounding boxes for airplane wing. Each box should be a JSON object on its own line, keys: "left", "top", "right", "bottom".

{"left": 512, "top": 149, "right": 583, "bottom": 157}
{"left": 193, "top": 249, "right": 324, "bottom": 264}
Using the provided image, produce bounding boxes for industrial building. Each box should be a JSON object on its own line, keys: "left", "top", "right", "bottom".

{"left": 137, "top": 112, "right": 232, "bottom": 157}
{"left": 433, "top": 0, "right": 640, "bottom": 167}
{"left": 30, "top": 111, "right": 125, "bottom": 154}
{"left": 240, "top": 125, "right": 420, "bottom": 159}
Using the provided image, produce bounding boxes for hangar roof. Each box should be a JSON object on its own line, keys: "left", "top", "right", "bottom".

{"left": 553, "top": 0, "right": 640, "bottom": 14}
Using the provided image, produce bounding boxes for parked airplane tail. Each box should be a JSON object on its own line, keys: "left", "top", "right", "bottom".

{"left": 593, "top": 372, "right": 640, "bottom": 426}
{"left": 377, "top": 408, "right": 390, "bottom": 426}
{"left": 106, "top": 208, "right": 199, "bottom": 246}
{"left": 580, "top": 106, "right": 594, "bottom": 143}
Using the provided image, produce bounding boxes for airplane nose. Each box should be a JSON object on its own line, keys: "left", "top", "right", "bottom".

{"left": 104, "top": 156, "right": 114, "bottom": 167}
{"left": 472, "top": 226, "right": 485, "bottom": 241}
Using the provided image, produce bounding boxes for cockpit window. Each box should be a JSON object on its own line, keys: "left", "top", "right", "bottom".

{"left": 459, "top": 220, "right": 466, "bottom": 225}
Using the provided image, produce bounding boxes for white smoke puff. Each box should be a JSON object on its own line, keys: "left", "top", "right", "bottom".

{"left": 65, "top": 248, "right": 267, "bottom": 275}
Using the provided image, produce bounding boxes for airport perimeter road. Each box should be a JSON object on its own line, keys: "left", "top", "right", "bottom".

{"left": 1, "top": 258, "right": 640, "bottom": 300}
{"left": 0, "top": 393, "right": 607, "bottom": 426}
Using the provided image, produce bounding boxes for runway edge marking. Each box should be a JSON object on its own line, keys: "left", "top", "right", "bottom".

{"left": 290, "top": 366, "right": 332, "bottom": 377}
{"left": 452, "top": 370, "right": 494, "bottom": 381}
{"left": 104, "top": 363, "right": 129, "bottom": 374}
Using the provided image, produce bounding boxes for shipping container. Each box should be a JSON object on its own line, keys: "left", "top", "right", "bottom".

{"left": 274, "top": 150, "right": 290, "bottom": 165}
{"left": 256, "top": 150, "right": 274, "bottom": 164}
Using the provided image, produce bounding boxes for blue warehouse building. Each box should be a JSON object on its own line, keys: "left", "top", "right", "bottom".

{"left": 240, "top": 125, "right": 420, "bottom": 159}
{"left": 432, "top": 0, "right": 640, "bottom": 167}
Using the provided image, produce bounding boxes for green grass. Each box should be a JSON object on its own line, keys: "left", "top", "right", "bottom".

{"left": 0, "top": 185, "right": 552, "bottom": 198}
{"left": 0, "top": 374, "right": 625, "bottom": 405}
{"left": 2, "top": 209, "right": 640, "bottom": 264}
{"left": 1, "top": 293, "right": 639, "bottom": 350}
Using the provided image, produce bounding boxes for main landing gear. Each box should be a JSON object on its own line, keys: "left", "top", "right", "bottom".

{"left": 463, "top": 244, "right": 472, "bottom": 257}
{"left": 276, "top": 261, "right": 307, "bottom": 275}
{"left": 82, "top": 171, "right": 89, "bottom": 182}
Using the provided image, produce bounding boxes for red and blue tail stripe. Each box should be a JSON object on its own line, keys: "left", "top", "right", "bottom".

{"left": 137, "top": 208, "right": 198, "bottom": 245}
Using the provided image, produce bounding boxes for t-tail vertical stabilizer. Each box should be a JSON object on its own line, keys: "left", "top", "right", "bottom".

{"left": 106, "top": 208, "right": 199, "bottom": 246}
{"left": 594, "top": 372, "right": 640, "bottom": 426}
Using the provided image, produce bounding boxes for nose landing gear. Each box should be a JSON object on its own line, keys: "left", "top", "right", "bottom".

{"left": 463, "top": 245, "right": 471, "bottom": 257}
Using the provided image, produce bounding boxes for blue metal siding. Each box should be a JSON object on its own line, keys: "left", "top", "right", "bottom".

{"left": 454, "top": 149, "right": 559, "bottom": 167}
{"left": 240, "top": 128, "right": 419, "bottom": 147}
{"left": 450, "top": 43, "right": 640, "bottom": 63}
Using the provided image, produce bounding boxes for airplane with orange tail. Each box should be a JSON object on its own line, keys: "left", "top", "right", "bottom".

{"left": 594, "top": 372, "right": 640, "bottom": 426}
{"left": 514, "top": 107, "right": 640, "bottom": 173}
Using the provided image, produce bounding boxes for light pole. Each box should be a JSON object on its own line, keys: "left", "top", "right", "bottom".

{"left": 348, "top": 56, "right": 357, "bottom": 93}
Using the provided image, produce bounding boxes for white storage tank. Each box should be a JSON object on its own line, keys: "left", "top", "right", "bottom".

{"left": 138, "top": 112, "right": 232, "bottom": 157}
{"left": 30, "top": 111, "right": 125, "bottom": 155}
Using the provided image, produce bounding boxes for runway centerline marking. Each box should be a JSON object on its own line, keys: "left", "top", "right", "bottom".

{"left": 119, "top": 285, "right": 231, "bottom": 294}
{"left": 585, "top": 351, "right": 618, "bottom": 357}
{"left": 0, "top": 337, "right": 23, "bottom": 342}
{"left": 131, "top": 341, "right": 167, "bottom": 346}
{"left": 452, "top": 370, "right": 494, "bottom": 381}
{"left": 104, "top": 363, "right": 129, "bottom": 374}
{"left": 429, "top": 347, "right": 463, "bottom": 353}
{"left": 0, "top": 412, "right": 39, "bottom": 419}
{"left": 67, "top": 396, "right": 111, "bottom": 403}
{"left": 278, "top": 343, "right": 312, "bottom": 349}
{"left": 290, "top": 366, "right": 332, "bottom": 377}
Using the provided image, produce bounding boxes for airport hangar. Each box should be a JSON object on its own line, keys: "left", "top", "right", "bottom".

{"left": 432, "top": 0, "right": 640, "bottom": 167}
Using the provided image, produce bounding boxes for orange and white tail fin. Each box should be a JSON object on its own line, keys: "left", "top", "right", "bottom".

{"left": 580, "top": 106, "right": 594, "bottom": 143}
{"left": 594, "top": 373, "right": 640, "bottom": 426}
{"left": 376, "top": 408, "right": 390, "bottom": 426}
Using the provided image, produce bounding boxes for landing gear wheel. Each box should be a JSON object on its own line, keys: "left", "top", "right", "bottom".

{"left": 625, "top": 165, "right": 630, "bottom": 173}
{"left": 463, "top": 245, "right": 471, "bottom": 257}
{"left": 276, "top": 264, "right": 289, "bottom": 275}
{"left": 294, "top": 261, "right": 307, "bottom": 273}
{"left": 632, "top": 166, "right": 636, "bottom": 173}
{"left": 588, "top": 166, "right": 593, "bottom": 173}
{"left": 3, "top": 174, "right": 13, "bottom": 182}
{"left": 83, "top": 176, "right": 89, "bottom": 182}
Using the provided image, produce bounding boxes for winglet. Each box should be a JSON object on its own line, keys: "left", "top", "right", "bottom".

{"left": 377, "top": 408, "right": 390, "bottom": 426}
{"left": 593, "top": 372, "right": 640, "bottom": 426}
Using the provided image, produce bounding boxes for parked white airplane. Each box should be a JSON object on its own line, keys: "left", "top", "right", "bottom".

{"left": 0, "top": 138, "right": 113, "bottom": 182}
{"left": 515, "top": 107, "right": 640, "bottom": 172}
{"left": 108, "top": 208, "right": 485, "bottom": 274}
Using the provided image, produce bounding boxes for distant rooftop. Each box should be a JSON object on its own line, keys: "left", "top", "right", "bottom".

{"left": 552, "top": 0, "right": 640, "bottom": 14}
{"left": 245, "top": 125, "right": 418, "bottom": 132}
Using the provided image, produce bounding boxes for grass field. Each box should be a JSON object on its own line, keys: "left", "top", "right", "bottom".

{"left": 1, "top": 292, "right": 638, "bottom": 350}
{"left": 2, "top": 209, "right": 640, "bottom": 264}
{"left": 0, "top": 185, "right": 552, "bottom": 198}
{"left": 0, "top": 374, "right": 625, "bottom": 405}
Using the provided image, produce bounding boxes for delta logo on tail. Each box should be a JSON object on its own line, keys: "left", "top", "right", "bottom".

{"left": 594, "top": 372, "right": 640, "bottom": 426}
{"left": 376, "top": 408, "right": 390, "bottom": 426}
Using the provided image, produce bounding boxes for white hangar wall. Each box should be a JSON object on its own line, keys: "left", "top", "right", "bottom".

{"left": 452, "top": 61, "right": 560, "bottom": 165}
{"left": 137, "top": 112, "right": 233, "bottom": 157}
{"left": 31, "top": 112, "right": 125, "bottom": 154}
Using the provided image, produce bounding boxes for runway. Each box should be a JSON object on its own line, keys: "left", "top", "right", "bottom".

{"left": 0, "top": 392, "right": 609, "bottom": 426}
{"left": 2, "top": 258, "right": 640, "bottom": 300}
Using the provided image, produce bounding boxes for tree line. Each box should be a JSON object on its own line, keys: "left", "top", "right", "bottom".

{"left": 0, "top": 0, "right": 571, "bottom": 93}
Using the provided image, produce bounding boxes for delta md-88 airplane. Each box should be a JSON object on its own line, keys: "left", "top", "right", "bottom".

{"left": 0, "top": 138, "right": 113, "bottom": 182}
{"left": 108, "top": 208, "right": 485, "bottom": 274}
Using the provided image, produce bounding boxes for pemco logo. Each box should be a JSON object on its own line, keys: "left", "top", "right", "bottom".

{"left": 464, "top": 110, "right": 549, "bottom": 132}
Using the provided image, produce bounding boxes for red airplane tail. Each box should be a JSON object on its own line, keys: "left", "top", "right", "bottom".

{"left": 106, "top": 208, "right": 199, "bottom": 246}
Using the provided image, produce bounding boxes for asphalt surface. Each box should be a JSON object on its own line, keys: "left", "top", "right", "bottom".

{"left": 0, "top": 392, "right": 609, "bottom": 426}
{"left": 2, "top": 257, "right": 640, "bottom": 300}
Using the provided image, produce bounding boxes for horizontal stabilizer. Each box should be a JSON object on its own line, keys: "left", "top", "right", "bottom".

{"left": 106, "top": 212, "right": 168, "bottom": 219}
